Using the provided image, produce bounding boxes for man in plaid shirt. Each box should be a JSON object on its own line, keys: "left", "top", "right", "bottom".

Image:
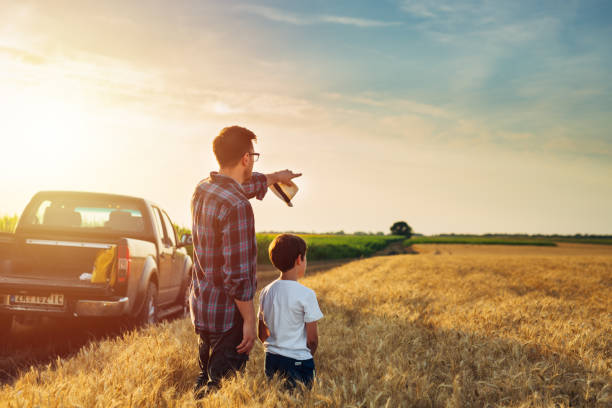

{"left": 190, "top": 126, "right": 301, "bottom": 397}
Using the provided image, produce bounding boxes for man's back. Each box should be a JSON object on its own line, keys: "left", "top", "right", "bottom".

{"left": 190, "top": 171, "right": 267, "bottom": 333}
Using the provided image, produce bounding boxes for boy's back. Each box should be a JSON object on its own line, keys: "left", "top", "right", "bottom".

{"left": 258, "top": 233, "right": 322, "bottom": 388}
{"left": 259, "top": 279, "right": 323, "bottom": 360}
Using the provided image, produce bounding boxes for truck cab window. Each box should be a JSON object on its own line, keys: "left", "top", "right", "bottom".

{"left": 161, "top": 211, "right": 177, "bottom": 247}
{"left": 22, "top": 196, "right": 146, "bottom": 233}
{"left": 34, "top": 200, "right": 52, "bottom": 224}
{"left": 152, "top": 207, "right": 166, "bottom": 244}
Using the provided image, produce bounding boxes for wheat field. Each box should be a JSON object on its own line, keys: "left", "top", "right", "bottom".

{"left": 1, "top": 244, "right": 610, "bottom": 407}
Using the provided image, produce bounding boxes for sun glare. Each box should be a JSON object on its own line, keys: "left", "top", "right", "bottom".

{"left": 0, "top": 78, "right": 94, "bottom": 180}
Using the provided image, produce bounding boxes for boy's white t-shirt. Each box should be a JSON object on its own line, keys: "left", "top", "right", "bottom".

{"left": 258, "top": 279, "right": 323, "bottom": 361}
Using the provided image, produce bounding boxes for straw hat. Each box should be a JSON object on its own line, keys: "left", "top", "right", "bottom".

{"left": 271, "top": 181, "right": 299, "bottom": 207}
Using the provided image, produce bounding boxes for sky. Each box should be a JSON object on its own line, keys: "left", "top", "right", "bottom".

{"left": 0, "top": 0, "right": 611, "bottom": 235}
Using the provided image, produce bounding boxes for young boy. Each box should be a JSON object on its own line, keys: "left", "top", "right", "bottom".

{"left": 258, "top": 234, "right": 323, "bottom": 389}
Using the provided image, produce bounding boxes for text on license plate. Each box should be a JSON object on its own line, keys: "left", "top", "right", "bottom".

{"left": 10, "top": 294, "right": 64, "bottom": 306}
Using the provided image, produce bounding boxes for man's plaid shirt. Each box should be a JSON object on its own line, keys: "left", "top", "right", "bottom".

{"left": 189, "top": 172, "right": 268, "bottom": 334}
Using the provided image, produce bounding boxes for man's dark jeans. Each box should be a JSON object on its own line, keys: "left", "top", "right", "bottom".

{"left": 194, "top": 316, "right": 248, "bottom": 398}
{"left": 265, "top": 352, "right": 315, "bottom": 389}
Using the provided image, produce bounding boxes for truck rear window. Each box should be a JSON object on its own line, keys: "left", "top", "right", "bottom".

{"left": 22, "top": 197, "right": 146, "bottom": 234}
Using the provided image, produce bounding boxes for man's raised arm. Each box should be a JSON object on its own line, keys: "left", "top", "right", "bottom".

{"left": 242, "top": 170, "right": 302, "bottom": 200}
{"left": 265, "top": 170, "right": 302, "bottom": 187}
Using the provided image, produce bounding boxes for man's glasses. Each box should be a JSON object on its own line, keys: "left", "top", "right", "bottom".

{"left": 248, "top": 153, "right": 260, "bottom": 162}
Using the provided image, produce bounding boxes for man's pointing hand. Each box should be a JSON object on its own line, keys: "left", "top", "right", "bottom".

{"left": 267, "top": 170, "right": 302, "bottom": 186}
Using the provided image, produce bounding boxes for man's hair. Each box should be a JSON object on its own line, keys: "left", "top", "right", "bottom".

{"left": 213, "top": 126, "right": 257, "bottom": 167}
{"left": 268, "top": 234, "right": 307, "bottom": 273}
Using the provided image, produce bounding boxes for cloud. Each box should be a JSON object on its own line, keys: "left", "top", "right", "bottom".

{"left": 317, "top": 90, "right": 612, "bottom": 162}
{"left": 235, "top": 5, "right": 400, "bottom": 27}
{"left": 209, "top": 101, "right": 243, "bottom": 115}
{"left": 329, "top": 93, "right": 452, "bottom": 119}
{"left": 400, "top": 0, "right": 560, "bottom": 47}
{"left": 397, "top": 2, "right": 564, "bottom": 94}
{"left": 318, "top": 15, "right": 401, "bottom": 28}
{"left": 0, "top": 46, "right": 46, "bottom": 65}
{"left": 400, "top": 0, "right": 464, "bottom": 19}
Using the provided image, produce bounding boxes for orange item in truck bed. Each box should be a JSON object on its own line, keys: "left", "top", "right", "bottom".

{"left": 91, "top": 247, "right": 117, "bottom": 285}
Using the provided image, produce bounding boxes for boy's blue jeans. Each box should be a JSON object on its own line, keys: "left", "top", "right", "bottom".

{"left": 265, "top": 352, "right": 315, "bottom": 389}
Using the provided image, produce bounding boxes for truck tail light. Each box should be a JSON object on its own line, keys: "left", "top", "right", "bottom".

{"left": 117, "top": 243, "right": 130, "bottom": 284}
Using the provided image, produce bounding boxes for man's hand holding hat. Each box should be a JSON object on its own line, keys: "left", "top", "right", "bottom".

{"left": 266, "top": 169, "right": 302, "bottom": 186}
{"left": 266, "top": 170, "right": 302, "bottom": 207}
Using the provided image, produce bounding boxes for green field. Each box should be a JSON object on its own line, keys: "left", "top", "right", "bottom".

{"left": 256, "top": 233, "right": 404, "bottom": 263}
{"left": 540, "top": 236, "right": 612, "bottom": 245}
{"left": 174, "top": 233, "right": 404, "bottom": 263}
{"left": 404, "top": 234, "right": 612, "bottom": 246}
{"left": 404, "top": 236, "right": 557, "bottom": 247}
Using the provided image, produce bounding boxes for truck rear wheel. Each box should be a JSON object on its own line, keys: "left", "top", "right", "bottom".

{"left": 135, "top": 281, "right": 158, "bottom": 326}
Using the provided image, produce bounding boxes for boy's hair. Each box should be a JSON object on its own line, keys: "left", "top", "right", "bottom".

{"left": 213, "top": 126, "right": 257, "bottom": 167}
{"left": 268, "top": 234, "right": 307, "bottom": 273}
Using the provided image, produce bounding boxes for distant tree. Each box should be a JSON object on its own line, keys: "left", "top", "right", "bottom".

{"left": 390, "top": 221, "right": 413, "bottom": 238}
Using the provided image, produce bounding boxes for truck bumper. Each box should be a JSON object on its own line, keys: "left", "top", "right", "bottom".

{"left": 0, "top": 295, "right": 129, "bottom": 318}
{"left": 74, "top": 297, "right": 129, "bottom": 317}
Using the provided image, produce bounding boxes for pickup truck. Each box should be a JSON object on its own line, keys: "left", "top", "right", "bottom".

{"left": 0, "top": 191, "right": 193, "bottom": 334}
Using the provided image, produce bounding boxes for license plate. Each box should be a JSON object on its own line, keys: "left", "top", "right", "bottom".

{"left": 10, "top": 293, "right": 64, "bottom": 306}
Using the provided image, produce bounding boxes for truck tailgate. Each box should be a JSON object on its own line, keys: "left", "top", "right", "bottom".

{"left": 0, "top": 232, "right": 15, "bottom": 259}
{"left": 0, "top": 275, "right": 112, "bottom": 298}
